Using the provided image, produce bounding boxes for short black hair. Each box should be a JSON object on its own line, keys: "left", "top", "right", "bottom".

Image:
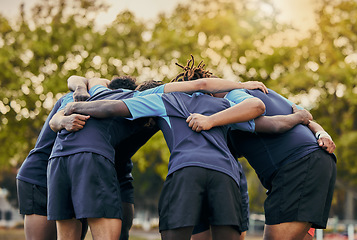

{"left": 135, "top": 80, "right": 163, "bottom": 91}
{"left": 108, "top": 76, "right": 137, "bottom": 90}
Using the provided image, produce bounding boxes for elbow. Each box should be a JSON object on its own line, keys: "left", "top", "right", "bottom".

{"left": 253, "top": 99, "right": 266, "bottom": 116}
{"left": 49, "top": 118, "right": 58, "bottom": 132}
{"left": 67, "top": 75, "right": 77, "bottom": 84}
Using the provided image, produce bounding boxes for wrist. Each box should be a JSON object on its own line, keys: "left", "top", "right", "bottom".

{"left": 75, "top": 85, "right": 87, "bottom": 92}
{"left": 207, "top": 115, "right": 216, "bottom": 129}
{"left": 315, "top": 130, "right": 332, "bottom": 140}
{"left": 238, "top": 82, "right": 245, "bottom": 89}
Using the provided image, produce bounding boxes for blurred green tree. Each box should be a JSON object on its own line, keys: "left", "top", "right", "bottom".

{"left": 1, "top": 0, "right": 356, "bottom": 218}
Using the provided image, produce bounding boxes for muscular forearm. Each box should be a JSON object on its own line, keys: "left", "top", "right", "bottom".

{"left": 190, "top": 78, "right": 245, "bottom": 94}
{"left": 49, "top": 111, "right": 67, "bottom": 132}
{"left": 67, "top": 75, "right": 91, "bottom": 101}
{"left": 67, "top": 75, "right": 88, "bottom": 92}
{"left": 307, "top": 120, "right": 324, "bottom": 134}
{"left": 209, "top": 98, "right": 265, "bottom": 127}
{"left": 187, "top": 98, "right": 265, "bottom": 132}
{"left": 164, "top": 78, "right": 267, "bottom": 94}
{"left": 255, "top": 114, "right": 305, "bottom": 133}
{"left": 49, "top": 110, "right": 90, "bottom": 132}
{"left": 66, "top": 100, "right": 132, "bottom": 118}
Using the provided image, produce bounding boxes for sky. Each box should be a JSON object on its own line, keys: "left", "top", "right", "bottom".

{"left": 0, "top": 0, "right": 318, "bottom": 32}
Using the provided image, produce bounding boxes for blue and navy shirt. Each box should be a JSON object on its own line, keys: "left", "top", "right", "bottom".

{"left": 16, "top": 93, "right": 72, "bottom": 187}
{"left": 226, "top": 89, "right": 321, "bottom": 190}
{"left": 49, "top": 85, "right": 165, "bottom": 163}
{"left": 122, "top": 91, "right": 253, "bottom": 187}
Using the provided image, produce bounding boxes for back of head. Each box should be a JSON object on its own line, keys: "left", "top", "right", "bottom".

{"left": 135, "top": 80, "right": 163, "bottom": 91}
{"left": 171, "top": 54, "right": 214, "bottom": 82}
{"left": 108, "top": 76, "right": 137, "bottom": 90}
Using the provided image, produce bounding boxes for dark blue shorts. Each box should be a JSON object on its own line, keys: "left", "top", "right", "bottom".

{"left": 17, "top": 179, "right": 47, "bottom": 216}
{"left": 47, "top": 152, "right": 122, "bottom": 220}
{"left": 264, "top": 149, "right": 336, "bottom": 228}
{"left": 158, "top": 167, "right": 243, "bottom": 232}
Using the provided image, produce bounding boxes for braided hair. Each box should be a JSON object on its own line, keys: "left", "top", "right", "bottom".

{"left": 171, "top": 55, "right": 213, "bottom": 82}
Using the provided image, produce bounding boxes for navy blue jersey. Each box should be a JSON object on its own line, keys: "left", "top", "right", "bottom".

{"left": 226, "top": 89, "right": 320, "bottom": 190}
{"left": 50, "top": 85, "right": 165, "bottom": 163}
{"left": 16, "top": 93, "right": 71, "bottom": 187}
{"left": 122, "top": 92, "right": 251, "bottom": 187}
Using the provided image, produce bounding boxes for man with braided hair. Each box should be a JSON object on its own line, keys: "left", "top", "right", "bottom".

{"left": 48, "top": 73, "right": 272, "bottom": 240}
{"left": 177, "top": 56, "right": 336, "bottom": 240}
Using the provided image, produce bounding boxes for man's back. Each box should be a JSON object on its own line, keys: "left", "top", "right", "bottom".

{"left": 123, "top": 91, "right": 243, "bottom": 186}
{"left": 228, "top": 89, "right": 319, "bottom": 190}
{"left": 50, "top": 89, "right": 142, "bottom": 163}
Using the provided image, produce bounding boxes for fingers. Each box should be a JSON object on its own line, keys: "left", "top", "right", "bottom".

{"left": 186, "top": 114, "right": 192, "bottom": 123}
{"left": 250, "top": 81, "right": 268, "bottom": 94}
{"left": 242, "top": 81, "right": 268, "bottom": 93}
{"left": 186, "top": 114, "right": 204, "bottom": 132}
{"left": 66, "top": 114, "right": 90, "bottom": 132}
{"left": 292, "top": 104, "right": 298, "bottom": 113}
{"left": 74, "top": 114, "right": 90, "bottom": 126}
{"left": 318, "top": 138, "right": 336, "bottom": 154}
{"left": 259, "top": 82, "right": 269, "bottom": 94}
{"left": 77, "top": 115, "right": 90, "bottom": 121}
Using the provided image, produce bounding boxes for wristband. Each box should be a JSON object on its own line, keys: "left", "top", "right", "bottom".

{"left": 315, "top": 131, "right": 332, "bottom": 140}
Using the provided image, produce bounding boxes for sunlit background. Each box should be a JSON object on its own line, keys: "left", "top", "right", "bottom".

{"left": 0, "top": 0, "right": 356, "bottom": 239}
{"left": 1, "top": 0, "right": 317, "bottom": 30}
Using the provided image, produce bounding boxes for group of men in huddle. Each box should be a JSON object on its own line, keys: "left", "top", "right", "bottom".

{"left": 16, "top": 57, "right": 336, "bottom": 240}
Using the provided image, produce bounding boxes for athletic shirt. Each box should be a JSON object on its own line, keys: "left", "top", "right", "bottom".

{"left": 16, "top": 93, "right": 72, "bottom": 187}
{"left": 122, "top": 91, "right": 254, "bottom": 187}
{"left": 49, "top": 85, "right": 165, "bottom": 163}
{"left": 226, "top": 89, "right": 320, "bottom": 190}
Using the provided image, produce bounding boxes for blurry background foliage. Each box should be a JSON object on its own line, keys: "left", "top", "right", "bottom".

{"left": 0, "top": 0, "right": 356, "bottom": 217}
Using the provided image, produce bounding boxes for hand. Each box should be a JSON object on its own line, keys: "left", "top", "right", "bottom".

{"left": 186, "top": 113, "right": 213, "bottom": 132}
{"left": 317, "top": 137, "right": 336, "bottom": 154}
{"left": 62, "top": 114, "right": 90, "bottom": 132}
{"left": 73, "top": 88, "right": 90, "bottom": 102}
{"left": 241, "top": 81, "right": 268, "bottom": 94}
{"left": 292, "top": 104, "right": 313, "bottom": 125}
{"left": 63, "top": 102, "right": 76, "bottom": 116}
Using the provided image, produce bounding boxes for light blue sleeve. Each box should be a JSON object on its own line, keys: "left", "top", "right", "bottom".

{"left": 134, "top": 84, "right": 165, "bottom": 96}
{"left": 122, "top": 93, "right": 167, "bottom": 120}
{"left": 227, "top": 100, "right": 256, "bottom": 132}
{"left": 89, "top": 85, "right": 111, "bottom": 96}
{"left": 58, "top": 92, "right": 74, "bottom": 111}
{"left": 224, "top": 93, "right": 256, "bottom": 132}
{"left": 225, "top": 89, "right": 254, "bottom": 104}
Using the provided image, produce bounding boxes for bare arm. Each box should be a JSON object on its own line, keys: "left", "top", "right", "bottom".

{"left": 87, "top": 77, "right": 111, "bottom": 89}
{"left": 67, "top": 75, "right": 90, "bottom": 101}
{"left": 290, "top": 105, "right": 336, "bottom": 153}
{"left": 63, "top": 100, "right": 132, "bottom": 119}
{"left": 67, "top": 75, "right": 111, "bottom": 101}
{"left": 186, "top": 98, "right": 265, "bottom": 132}
{"left": 254, "top": 105, "right": 313, "bottom": 133}
{"left": 49, "top": 110, "right": 90, "bottom": 132}
{"left": 164, "top": 78, "right": 268, "bottom": 94}
{"left": 307, "top": 120, "right": 336, "bottom": 153}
